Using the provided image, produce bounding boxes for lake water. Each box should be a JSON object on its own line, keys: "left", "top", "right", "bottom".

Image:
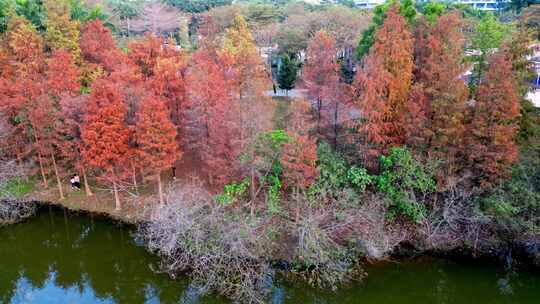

{"left": 1, "top": 208, "right": 538, "bottom": 304}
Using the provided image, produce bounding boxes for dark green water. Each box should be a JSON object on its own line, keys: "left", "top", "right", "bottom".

{"left": 1, "top": 208, "right": 539, "bottom": 304}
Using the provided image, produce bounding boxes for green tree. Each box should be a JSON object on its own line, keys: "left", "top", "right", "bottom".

{"left": 44, "top": 0, "right": 81, "bottom": 60}
{"left": 165, "top": 0, "right": 232, "bottom": 13}
{"left": 277, "top": 54, "right": 297, "bottom": 95}
{"left": 421, "top": 1, "right": 446, "bottom": 23}
{"left": 13, "top": 0, "right": 46, "bottom": 31}
{"left": 107, "top": 0, "right": 142, "bottom": 36}
{"left": 470, "top": 13, "right": 508, "bottom": 91}
{"left": 356, "top": 0, "right": 416, "bottom": 59}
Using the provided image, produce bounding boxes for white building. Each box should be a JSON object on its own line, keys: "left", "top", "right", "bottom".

{"left": 353, "top": 0, "right": 508, "bottom": 11}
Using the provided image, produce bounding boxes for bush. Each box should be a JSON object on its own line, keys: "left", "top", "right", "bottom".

{"left": 216, "top": 178, "right": 250, "bottom": 206}
{"left": 139, "top": 183, "right": 275, "bottom": 303}
{"left": 377, "top": 147, "right": 436, "bottom": 222}
{"left": 290, "top": 206, "right": 365, "bottom": 290}
{"left": 309, "top": 142, "right": 373, "bottom": 205}
{"left": 481, "top": 151, "right": 540, "bottom": 236}
{"left": 0, "top": 160, "right": 31, "bottom": 199}
{"left": 347, "top": 166, "right": 373, "bottom": 193}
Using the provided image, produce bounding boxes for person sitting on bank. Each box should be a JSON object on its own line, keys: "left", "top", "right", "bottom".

{"left": 70, "top": 174, "right": 81, "bottom": 190}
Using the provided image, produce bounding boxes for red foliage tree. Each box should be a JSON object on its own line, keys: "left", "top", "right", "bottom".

{"left": 129, "top": 35, "right": 187, "bottom": 145}
{"left": 185, "top": 47, "right": 242, "bottom": 187}
{"left": 135, "top": 96, "right": 180, "bottom": 205}
{"left": 467, "top": 54, "right": 520, "bottom": 187}
{"left": 80, "top": 20, "right": 125, "bottom": 72}
{"left": 302, "top": 30, "right": 340, "bottom": 136}
{"left": 81, "top": 78, "right": 130, "bottom": 210}
{"left": 353, "top": 6, "right": 414, "bottom": 167}
{"left": 1, "top": 16, "right": 50, "bottom": 188}
{"left": 417, "top": 12, "right": 469, "bottom": 187}
{"left": 281, "top": 133, "right": 318, "bottom": 222}
{"left": 58, "top": 94, "right": 94, "bottom": 196}
{"left": 42, "top": 50, "right": 81, "bottom": 199}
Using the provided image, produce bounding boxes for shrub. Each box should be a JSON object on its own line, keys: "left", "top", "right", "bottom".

{"left": 377, "top": 147, "right": 436, "bottom": 222}
{"left": 347, "top": 166, "right": 373, "bottom": 193}
{"left": 216, "top": 178, "right": 250, "bottom": 206}
{"left": 290, "top": 207, "right": 365, "bottom": 290}
{"left": 139, "top": 183, "right": 274, "bottom": 303}
{"left": 481, "top": 150, "right": 540, "bottom": 236}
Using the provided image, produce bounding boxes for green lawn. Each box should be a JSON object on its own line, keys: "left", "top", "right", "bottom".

{"left": 0, "top": 178, "right": 36, "bottom": 199}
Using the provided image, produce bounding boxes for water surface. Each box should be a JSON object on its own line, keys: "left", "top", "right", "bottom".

{"left": 0, "top": 208, "right": 538, "bottom": 304}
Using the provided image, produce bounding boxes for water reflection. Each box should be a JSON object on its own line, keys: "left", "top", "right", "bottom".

{"left": 0, "top": 208, "right": 539, "bottom": 304}
{"left": 0, "top": 208, "right": 193, "bottom": 304}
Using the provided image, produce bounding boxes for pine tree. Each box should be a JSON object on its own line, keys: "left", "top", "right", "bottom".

{"left": 135, "top": 96, "right": 179, "bottom": 205}
{"left": 502, "top": 27, "right": 538, "bottom": 144}
{"left": 277, "top": 54, "right": 297, "bottom": 95}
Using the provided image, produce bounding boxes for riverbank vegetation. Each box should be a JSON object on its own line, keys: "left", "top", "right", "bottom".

{"left": 0, "top": 0, "right": 539, "bottom": 303}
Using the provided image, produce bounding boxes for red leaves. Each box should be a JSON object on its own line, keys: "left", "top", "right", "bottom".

{"left": 135, "top": 96, "right": 180, "bottom": 175}
{"left": 303, "top": 31, "right": 340, "bottom": 104}
{"left": 46, "top": 50, "right": 80, "bottom": 98}
{"left": 185, "top": 47, "right": 242, "bottom": 187}
{"left": 81, "top": 79, "right": 130, "bottom": 177}
{"left": 281, "top": 133, "right": 319, "bottom": 191}
{"left": 80, "top": 20, "right": 126, "bottom": 72}
{"left": 353, "top": 6, "right": 414, "bottom": 163}
{"left": 467, "top": 54, "right": 520, "bottom": 186}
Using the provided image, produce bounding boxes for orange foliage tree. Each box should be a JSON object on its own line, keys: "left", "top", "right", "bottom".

{"left": 353, "top": 6, "right": 414, "bottom": 167}
{"left": 185, "top": 47, "right": 242, "bottom": 187}
{"left": 81, "top": 78, "right": 130, "bottom": 210}
{"left": 467, "top": 54, "right": 520, "bottom": 187}
{"left": 135, "top": 96, "right": 180, "bottom": 205}
{"left": 302, "top": 30, "right": 340, "bottom": 136}
{"left": 417, "top": 12, "right": 469, "bottom": 187}
{"left": 281, "top": 133, "right": 318, "bottom": 222}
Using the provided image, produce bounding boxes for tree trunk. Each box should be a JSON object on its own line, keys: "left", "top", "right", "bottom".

{"left": 113, "top": 180, "right": 121, "bottom": 211}
{"left": 131, "top": 162, "right": 139, "bottom": 195}
{"left": 81, "top": 165, "right": 93, "bottom": 197}
{"left": 37, "top": 150, "right": 48, "bottom": 188}
{"left": 16, "top": 153, "right": 28, "bottom": 182}
{"left": 250, "top": 166, "right": 256, "bottom": 217}
{"left": 294, "top": 187, "right": 300, "bottom": 224}
{"left": 51, "top": 153, "right": 64, "bottom": 200}
{"left": 127, "top": 18, "right": 131, "bottom": 37}
{"left": 317, "top": 97, "right": 322, "bottom": 136}
{"left": 157, "top": 172, "right": 164, "bottom": 205}
{"left": 333, "top": 100, "right": 339, "bottom": 148}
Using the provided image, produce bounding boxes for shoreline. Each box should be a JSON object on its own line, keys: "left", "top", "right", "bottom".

{"left": 5, "top": 197, "right": 539, "bottom": 271}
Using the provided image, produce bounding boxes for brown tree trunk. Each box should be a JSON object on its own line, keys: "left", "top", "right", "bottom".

{"left": 51, "top": 153, "right": 64, "bottom": 200}
{"left": 157, "top": 172, "right": 164, "bottom": 205}
{"left": 333, "top": 100, "right": 339, "bottom": 148}
{"left": 317, "top": 97, "right": 322, "bottom": 136}
{"left": 131, "top": 162, "right": 139, "bottom": 195}
{"left": 16, "top": 153, "right": 28, "bottom": 182}
{"left": 81, "top": 165, "right": 93, "bottom": 197}
{"left": 250, "top": 166, "right": 256, "bottom": 217}
{"left": 113, "top": 179, "right": 121, "bottom": 211}
{"left": 294, "top": 187, "right": 300, "bottom": 224}
{"left": 37, "top": 150, "right": 48, "bottom": 188}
